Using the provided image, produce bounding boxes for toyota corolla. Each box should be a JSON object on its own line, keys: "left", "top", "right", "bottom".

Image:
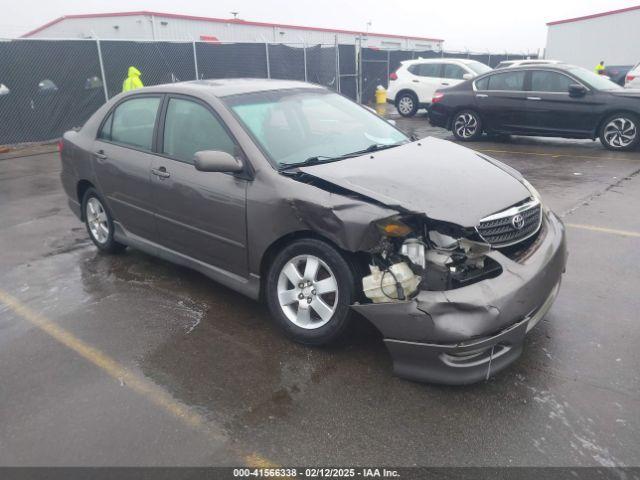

{"left": 60, "top": 79, "right": 567, "bottom": 385}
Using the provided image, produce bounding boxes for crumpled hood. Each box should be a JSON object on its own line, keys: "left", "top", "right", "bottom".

{"left": 127, "top": 66, "right": 141, "bottom": 77}
{"left": 299, "top": 137, "right": 531, "bottom": 227}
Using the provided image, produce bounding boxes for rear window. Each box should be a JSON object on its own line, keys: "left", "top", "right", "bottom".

{"left": 105, "top": 96, "right": 161, "bottom": 150}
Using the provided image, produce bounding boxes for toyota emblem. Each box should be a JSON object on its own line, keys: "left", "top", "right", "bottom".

{"left": 511, "top": 214, "right": 525, "bottom": 230}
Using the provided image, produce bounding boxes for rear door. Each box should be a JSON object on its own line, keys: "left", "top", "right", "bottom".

{"left": 441, "top": 63, "right": 468, "bottom": 90}
{"left": 474, "top": 70, "right": 528, "bottom": 132}
{"left": 93, "top": 95, "right": 162, "bottom": 239}
{"left": 408, "top": 63, "right": 443, "bottom": 103}
{"left": 524, "top": 70, "right": 602, "bottom": 135}
{"left": 150, "top": 95, "right": 249, "bottom": 276}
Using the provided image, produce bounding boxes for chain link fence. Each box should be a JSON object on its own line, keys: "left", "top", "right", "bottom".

{"left": 0, "top": 38, "right": 535, "bottom": 145}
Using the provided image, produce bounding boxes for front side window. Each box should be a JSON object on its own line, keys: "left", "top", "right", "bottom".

{"left": 109, "top": 96, "right": 161, "bottom": 150}
{"left": 226, "top": 90, "right": 407, "bottom": 168}
{"left": 409, "top": 63, "right": 440, "bottom": 78}
{"left": 163, "top": 98, "right": 236, "bottom": 163}
{"left": 530, "top": 71, "right": 574, "bottom": 93}
{"left": 487, "top": 71, "right": 525, "bottom": 91}
{"left": 442, "top": 64, "right": 466, "bottom": 80}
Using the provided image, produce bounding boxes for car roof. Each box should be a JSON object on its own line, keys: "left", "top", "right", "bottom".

{"left": 402, "top": 57, "right": 478, "bottom": 66}
{"left": 138, "top": 78, "right": 321, "bottom": 98}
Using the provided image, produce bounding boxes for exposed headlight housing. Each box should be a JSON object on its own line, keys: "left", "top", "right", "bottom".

{"left": 377, "top": 217, "right": 413, "bottom": 237}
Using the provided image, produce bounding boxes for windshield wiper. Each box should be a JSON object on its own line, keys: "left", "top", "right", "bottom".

{"left": 279, "top": 142, "right": 405, "bottom": 170}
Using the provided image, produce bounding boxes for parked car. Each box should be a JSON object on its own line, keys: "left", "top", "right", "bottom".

{"left": 601, "top": 65, "right": 633, "bottom": 87}
{"left": 495, "top": 59, "right": 562, "bottom": 69}
{"left": 429, "top": 64, "right": 640, "bottom": 151}
{"left": 60, "top": 79, "right": 566, "bottom": 385}
{"left": 625, "top": 62, "right": 640, "bottom": 88}
{"left": 387, "top": 58, "right": 492, "bottom": 117}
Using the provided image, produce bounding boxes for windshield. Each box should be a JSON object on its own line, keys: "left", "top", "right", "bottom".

{"left": 465, "top": 61, "right": 492, "bottom": 75}
{"left": 225, "top": 89, "right": 408, "bottom": 168}
{"left": 568, "top": 67, "right": 623, "bottom": 90}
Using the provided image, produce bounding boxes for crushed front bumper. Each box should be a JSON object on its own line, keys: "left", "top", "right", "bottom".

{"left": 352, "top": 211, "right": 567, "bottom": 385}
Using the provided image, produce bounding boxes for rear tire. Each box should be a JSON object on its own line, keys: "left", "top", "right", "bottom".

{"left": 452, "top": 110, "right": 483, "bottom": 141}
{"left": 395, "top": 92, "right": 419, "bottom": 117}
{"left": 265, "top": 238, "right": 355, "bottom": 346}
{"left": 599, "top": 113, "right": 639, "bottom": 151}
{"left": 82, "top": 188, "right": 126, "bottom": 254}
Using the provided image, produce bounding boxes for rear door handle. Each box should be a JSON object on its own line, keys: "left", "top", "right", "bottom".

{"left": 441, "top": 82, "right": 450, "bottom": 86}
{"left": 151, "top": 167, "right": 170, "bottom": 178}
{"left": 527, "top": 96, "right": 542, "bottom": 101}
{"left": 412, "top": 79, "right": 420, "bottom": 83}
{"left": 476, "top": 94, "right": 489, "bottom": 98}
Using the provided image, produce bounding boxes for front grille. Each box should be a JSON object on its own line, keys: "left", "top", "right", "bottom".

{"left": 476, "top": 200, "right": 542, "bottom": 247}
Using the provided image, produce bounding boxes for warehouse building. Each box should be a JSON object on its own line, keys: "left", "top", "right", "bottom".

{"left": 546, "top": 4, "right": 640, "bottom": 69}
{"left": 22, "top": 11, "right": 444, "bottom": 51}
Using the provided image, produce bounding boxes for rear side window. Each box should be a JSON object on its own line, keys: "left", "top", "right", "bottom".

{"left": 530, "top": 71, "right": 574, "bottom": 92}
{"left": 442, "top": 64, "right": 466, "bottom": 80}
{"left": 486, "top": 71, "right": 525, "bottom": 91}
{"left": 409, "top": 63, "right": 441, "bottom": 78}
{"left": 108, "top": 97, "right": 161, "bottom": 150}
{"left": 162, "top": 98, "right": 236, "bottom": 163}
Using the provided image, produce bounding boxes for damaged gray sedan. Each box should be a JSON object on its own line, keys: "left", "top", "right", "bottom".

{"left": 60, "top": 79, "right": 567, "bottom": 385}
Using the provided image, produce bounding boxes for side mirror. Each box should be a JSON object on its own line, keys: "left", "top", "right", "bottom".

{"left": 463, "top": 73, "right": 473, "bottom": 81}
{"left": 568, "top": 84, "right": 587, "bottom": 97}
{"left": 194, "top": 150, "right": 243, "bottom": 173}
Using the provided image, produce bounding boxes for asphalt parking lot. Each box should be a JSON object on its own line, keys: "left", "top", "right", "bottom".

{"left": 1, "top": 111, "right": 639, "bottom": 467}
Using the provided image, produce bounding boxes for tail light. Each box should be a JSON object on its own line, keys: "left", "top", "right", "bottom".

{"left": 626, "top": 75, "right": 636, "bottom": 83}
{"left": 432, "top": 92, "right": 445, "bottom": 103}
{"left": 389, "top": 72, "right": 398, "bottom": 81}
{"left": 57, "top": 139, "right": 64, "bottom": 154}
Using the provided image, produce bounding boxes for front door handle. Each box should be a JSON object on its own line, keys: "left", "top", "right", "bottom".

{"left": 476, "top": 93, "right": 489, "bottom": 98}
{"left": 441, "top": 82, "right": 450, "bottom": 86}
{"left": 94, "top": 150, "right": 107, "bottom": 161}
{"left": 412, "top": 79, "right": 420, "bottom": 83}
{"left": 527, "top": 96, "right": 542, "bottom": 101}
{"left": 151, "top": 167, "right": 170, "bottom": 179}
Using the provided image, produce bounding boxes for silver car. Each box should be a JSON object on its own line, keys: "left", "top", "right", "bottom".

{"left": 60, "top": 79, "right": 567, "bottom": 385}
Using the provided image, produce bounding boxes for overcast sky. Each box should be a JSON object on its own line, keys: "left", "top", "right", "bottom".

{"left": 0, "top": 0, "right": 634, "bottom": 52}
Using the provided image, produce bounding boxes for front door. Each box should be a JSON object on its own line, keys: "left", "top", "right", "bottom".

{"left": 93, "top": 95, "right": 162, "bottom": 239}
{"left": 523, "top": 70, "right": 602, "bottom": 136}
{"left": 150, "top": 96, "right": 248, "bottom": 276}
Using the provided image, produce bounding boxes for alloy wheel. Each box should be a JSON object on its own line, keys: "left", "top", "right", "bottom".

{"left": 397, "top": 96, "right": 414, "bottom": 115}
{"left": 86, "top": 197, "right": 109, "bottom": 244}
{"left": 454, "top": 113, "right": 479, "bottom": 139}
{"left": 603, "top": 117, "right": 637, "bottom": 148}
{"left": 277, "top": 254, "right": 338, "bottom": 330}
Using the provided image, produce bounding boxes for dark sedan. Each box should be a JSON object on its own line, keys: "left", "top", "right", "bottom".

{"left": 429, "top": 64, "right": 640, "bottom": 151}
{"left": 60, "top": 79, "right": 566, "bottom": 385}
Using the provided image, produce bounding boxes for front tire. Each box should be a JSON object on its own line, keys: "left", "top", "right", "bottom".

{"left": 395, "top": 92, "right": 418, "bottom": 117}
{"left": 266, "top": 238, "right": 355, "bottom": 346}
{"left": 82, "top": 188, "right": 126, "bottom": 253}
{"left": 452, "top": 110, "right": 483, "bottom": 141}
{"left": 599, "top": 113, "right": 639, "bottom": 151}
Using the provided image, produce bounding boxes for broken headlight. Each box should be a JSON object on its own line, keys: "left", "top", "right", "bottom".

{"left": 376, "top": 217, "right": 413, "bottom": 237}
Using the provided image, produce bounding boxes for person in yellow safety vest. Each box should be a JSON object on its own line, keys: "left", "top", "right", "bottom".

{"left": 122, "top": 66, "right": 144, "bottom": 92}
{"left": 595, "top": 61, "right": 606, "bottom": 75}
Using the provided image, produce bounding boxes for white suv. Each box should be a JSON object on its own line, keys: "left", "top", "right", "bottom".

{"left": 387, "top": 58, "right": 492, "bottom": 117}
{"left": 625, "top": 62, "right": 640, "bottom": 88}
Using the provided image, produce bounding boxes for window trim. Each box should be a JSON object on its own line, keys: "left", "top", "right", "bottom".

{"left": 96, "top": 93, "right": 164, "bottom": 154}
{"left": 155, "top": 93, "right": 252, "bottom": 177}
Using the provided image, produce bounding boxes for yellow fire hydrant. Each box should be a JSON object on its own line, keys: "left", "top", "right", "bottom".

{"left": 375, "top": 85, "right": 387, "bottom": 104}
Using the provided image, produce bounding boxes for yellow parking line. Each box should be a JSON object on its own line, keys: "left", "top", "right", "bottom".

{"left": 566, "top": 223, "right": 640, "bottom": 238}
{"left": 0, "top": 288, "right": 218, "bottom": 434}
{"left": 477, "top": 148, "right": 617, "bottom": 161}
